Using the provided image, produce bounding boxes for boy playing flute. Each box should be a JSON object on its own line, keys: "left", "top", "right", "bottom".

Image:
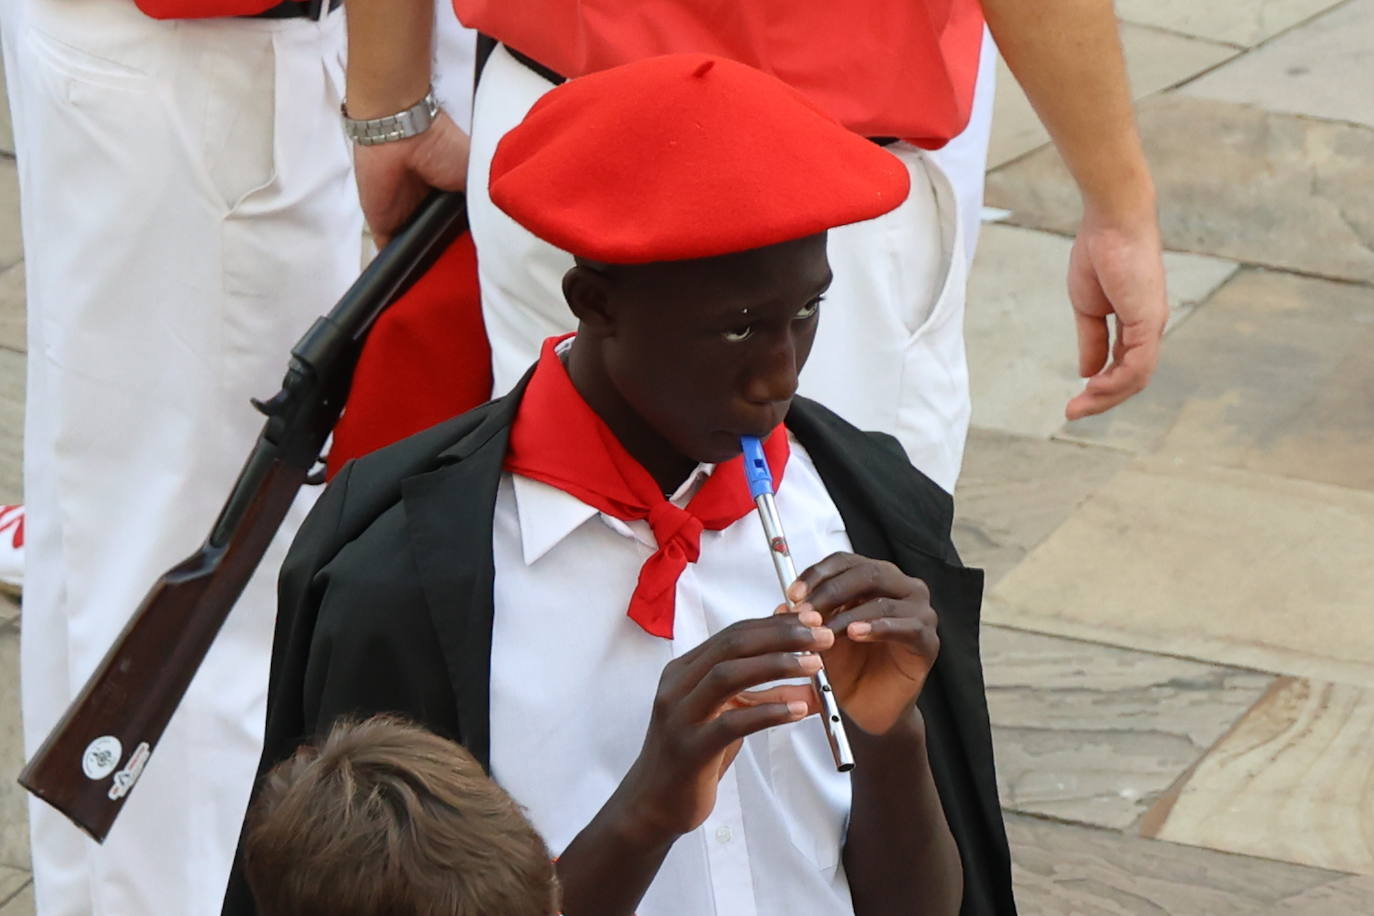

{"left": 225, "top": 53, "right": 1014, "bottom": 916}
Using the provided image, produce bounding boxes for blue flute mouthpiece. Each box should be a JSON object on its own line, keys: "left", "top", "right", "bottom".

{"left": 740, "top": 436, "right": 774, "bottom": 499}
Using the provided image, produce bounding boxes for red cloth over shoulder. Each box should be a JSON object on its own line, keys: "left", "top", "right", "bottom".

{"left": 326, "top": 231, "right": 492, "bottom": 479}
{"left": 133, "top": 0, "right": 280, "bottom": 19}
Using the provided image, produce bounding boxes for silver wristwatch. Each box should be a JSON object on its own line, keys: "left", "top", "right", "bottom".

{"left": 341, "top": 90, "right": 440, "bottom": 146}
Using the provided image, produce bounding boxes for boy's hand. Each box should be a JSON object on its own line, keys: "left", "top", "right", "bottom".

{"left": 612, "top": 614, "right": 834, "bottom": 844}
{"left": 789, "top": 553, "right": 939, "bottom": 735}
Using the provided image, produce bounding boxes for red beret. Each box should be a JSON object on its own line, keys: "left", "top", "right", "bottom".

{"left": 488, "top": 54, "right": 911, "bottom": 264}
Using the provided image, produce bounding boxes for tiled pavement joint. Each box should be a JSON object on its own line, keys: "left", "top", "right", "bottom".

{"left": 1133, "top": 677, "right": 1291, "bottom": 837}
{"left": 0, "top": 881, "right": 30, "bottom": 911}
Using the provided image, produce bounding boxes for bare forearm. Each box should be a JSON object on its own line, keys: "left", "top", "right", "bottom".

{"left": 344, "top": 0, "right": 434, "bottom": 117}
{"left": 556, "top": 784, "right": 676, "bottom": 916}
{"left": 982, "top": 0, "right": 1155, "bottom": 221}
{"left": 844, "top": 710, "right": 962, "bottom": 916}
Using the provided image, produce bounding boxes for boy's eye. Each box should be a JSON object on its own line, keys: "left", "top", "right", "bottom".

{"left": 723, "top": 296, "right": 823, "bottom": 342}
{"left": 795, "top": 296, "right": 825, "bottom": 320}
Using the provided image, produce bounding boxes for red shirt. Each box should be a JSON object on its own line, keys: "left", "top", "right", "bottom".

{"left": 453, "top": 0, "right": 985, "bottom": 148}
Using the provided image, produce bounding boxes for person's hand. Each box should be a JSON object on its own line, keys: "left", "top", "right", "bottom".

{"left": 352, "top": 109, "right": 470, "bottom": 246}
{"left": 1064, "top": 202, "right": 1169, "bottom": 420}
{"left": 788, "top": 553, "right": 938, "bottom": 735}
{"left": 612, "top": 613, "right": 834, "bottom": 843}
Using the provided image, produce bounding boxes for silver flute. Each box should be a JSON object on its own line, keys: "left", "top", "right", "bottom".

{"left": 741, "top": 436, "right": 855, "bottom": 772}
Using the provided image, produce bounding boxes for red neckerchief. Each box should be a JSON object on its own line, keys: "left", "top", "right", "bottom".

{"left": 504, "top": 334, "right": 789, "bottom": 639}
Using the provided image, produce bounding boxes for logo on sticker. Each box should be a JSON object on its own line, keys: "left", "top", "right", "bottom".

{"left": 108, "top": 742, "right": 151, "bottom": 801}
{"left": 769, "top": 536, "right": 790, "bottom": 556}
{"left": 82, "top": 736, "right": 122, "bottom": 780}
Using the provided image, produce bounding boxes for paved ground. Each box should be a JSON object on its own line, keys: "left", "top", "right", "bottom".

{"left": 2, "top": 3, "right": 1373, "bottom": 912}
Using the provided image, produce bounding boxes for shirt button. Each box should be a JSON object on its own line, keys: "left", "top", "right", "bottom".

{"left": 715, "top": 826, "right": 733, "bottom": 844}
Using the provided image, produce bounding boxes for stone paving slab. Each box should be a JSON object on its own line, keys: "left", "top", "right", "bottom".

{"left": 986, "top": 455, "right": 1374, "bottom": 690}
{"left": 986, "top": 95, "right": 1374, "bottom": 284}
{"left": 0, "top": 619, "right": 28, "bottom": 871}
{"left": 965, "top": 223, "right": 1238, "bottom": 438}
{"left": 0, "top": 54, "right": 10, "bottom": 157}
{"left": 1180, "top": 0, "right": 1374, "bottom": 129}
{"left": 987, "top": 25, "right": 1237, "bottom": 168}
{"left": 1115, "top": 0, "right": 1351, "bottom": 47}
{"left": 1144, "top": 677, "right": 1374, "bottom": 876}
{"left": 1270, "top": 875, "right": 1374, "bottom": 913}
{"left": 1008, "top": 812, "right": 1374, "bottom": 914}
{"left": 985, "top": 625, "right": 1273, "bottom": 831}
{"left": 0, "top": 882, "right": 31, "bottom": 916}
{"left": 0, "top": 261, "right": 22, "bottom": 355}
{"left": 1062, "top": 268, "right": 1374, "bottom": 492}
{"left": 0, "top": 160, "right": 18, "bottom": 275}
{"left": 953, "top": 428, "right": 1131, "bottom": 586}
{"left": 0, "top": 347, "right": 21, "bottom": 504}
{"left": 0, "top": 871, "right": 25, "bottom": 908}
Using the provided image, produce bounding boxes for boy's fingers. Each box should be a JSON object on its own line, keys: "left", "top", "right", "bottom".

{"left": 841, "top": 616, "right": 941, "bottom": 662}
{"left": 793, "top": 556, "right": 923, "bottom": 617}
{"left": 695, "top": 701, "right": 813, "bottom": 756}
{"left": 675, "top": 614, "right": 805, "bottom": 666}
{"left": 680, "top": 652, "right": 823, "bottom": 723}
{"left": 729, "top": 683, "right": 820, "bottom": 713}
{"left": 672, "top": 617, "right": 830, "bottom": 695}
{"left": 827, "top": 596, "right": 934, "bottom": 634}
{"left": 812, "top": 565, "right": 914, "bottom": 616}
{"left": 772, "top": 602, "right": 823, "bottom": 628}
{"left": 789, "top": 551, "right": 863, "bottom": 602}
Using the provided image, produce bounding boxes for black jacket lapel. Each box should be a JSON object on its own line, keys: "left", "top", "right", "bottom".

{"left": 401, "top": 438, "right": 504, "bottom": 770}
{"left": 401, "top": 375, "right": 530, "bottom": 770}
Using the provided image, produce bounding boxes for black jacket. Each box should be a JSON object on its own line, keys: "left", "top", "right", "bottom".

{"left": 222, "top": 387, "right": 1016, "bottom": 915}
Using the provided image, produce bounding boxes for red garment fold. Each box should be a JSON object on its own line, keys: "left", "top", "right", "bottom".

{"left": 328, "top": 232, "right": 492, "bottom": 479}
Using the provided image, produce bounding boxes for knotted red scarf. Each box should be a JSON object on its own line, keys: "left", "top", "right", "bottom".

{"left": 505, "top": 335, "right": 789, "bottom": 639}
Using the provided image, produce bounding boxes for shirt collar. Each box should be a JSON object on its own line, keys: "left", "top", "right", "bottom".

{"left": 510, "top": 461, "right": 719, "bottom": 566}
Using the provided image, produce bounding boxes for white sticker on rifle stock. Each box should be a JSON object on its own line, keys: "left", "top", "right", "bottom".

{"left": 107, "top": 742, "right": 151, "bottom": 801}
{"left": 82, "top": 736, "right": 122, "bottom": 780}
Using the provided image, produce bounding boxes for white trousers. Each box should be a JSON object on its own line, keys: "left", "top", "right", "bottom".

{"left": 932, "top": 26, "right": 997, "bottom": 267}
{"left": 0, "top": 1, "right": 362, "bottom": 912}
{"left": 432, "top": 1, "right": 476, "bottom": 131}
{"left": 468, "top": 42, "right": 994, "bottom": 492}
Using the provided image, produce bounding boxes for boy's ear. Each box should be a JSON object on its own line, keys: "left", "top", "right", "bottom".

{"left": 562, "top": 265, "right": 617, "bottom": 334}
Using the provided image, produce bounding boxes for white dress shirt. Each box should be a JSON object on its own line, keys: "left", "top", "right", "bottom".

{"left": 490, "top": 438, "right": 858, "bottom": 916}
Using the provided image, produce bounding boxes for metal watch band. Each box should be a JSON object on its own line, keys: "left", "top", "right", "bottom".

{"left": 341, "top": 90, "right": 440, "bottom": 146}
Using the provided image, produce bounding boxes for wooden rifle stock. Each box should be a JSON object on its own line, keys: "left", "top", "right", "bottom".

{"left": 18, "top": 191, "right": 470, "bottom": 842}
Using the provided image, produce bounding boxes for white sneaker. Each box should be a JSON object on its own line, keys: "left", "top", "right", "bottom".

{"left": 0, "top": 504, "right": 23, "bottom": 595}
